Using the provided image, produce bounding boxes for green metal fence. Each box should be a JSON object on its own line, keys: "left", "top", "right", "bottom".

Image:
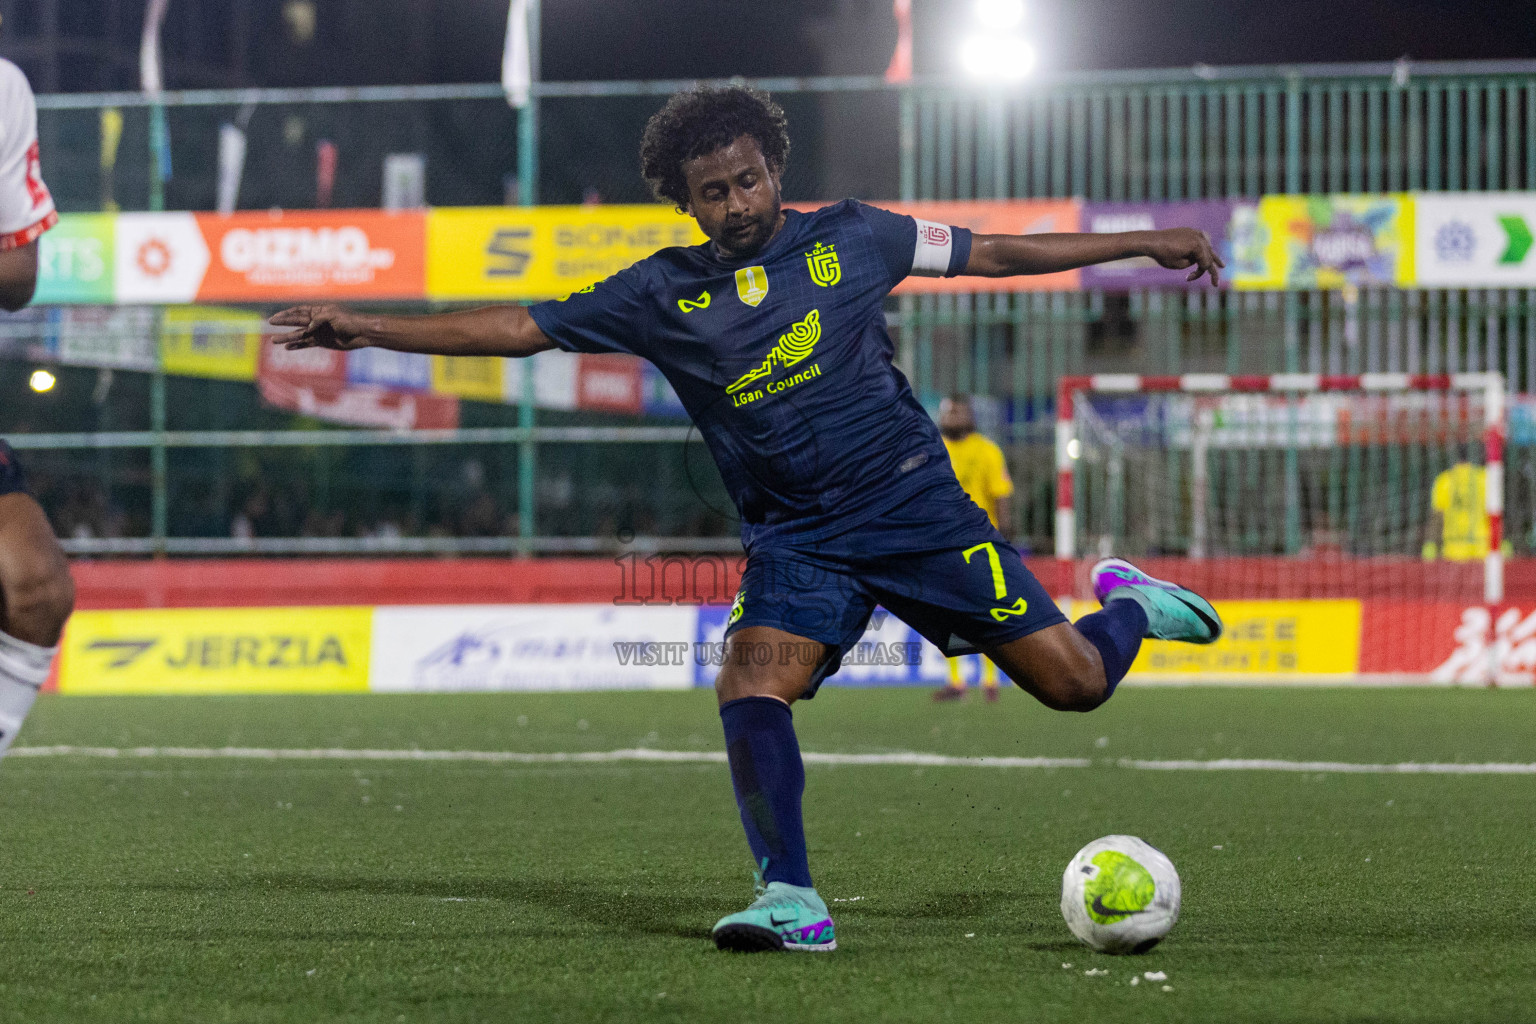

{"left": 12, "top": 60, "right": 1536, "bottom": 556}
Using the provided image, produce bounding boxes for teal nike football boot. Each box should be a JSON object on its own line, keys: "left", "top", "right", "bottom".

{"left": 1091, "top": 557, "right": 1223, "bottom": 644}
{"left": 712, "top": 880, "right": 837, "bottom": 952}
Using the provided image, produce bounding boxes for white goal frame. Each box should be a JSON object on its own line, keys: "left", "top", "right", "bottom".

{"left": 1053, "top": 372, "right": 1507, "bottom": 606}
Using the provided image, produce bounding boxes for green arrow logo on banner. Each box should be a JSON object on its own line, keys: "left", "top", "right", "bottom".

{"left": 1498, "top": 214, "right": 1532, "bottom": 265}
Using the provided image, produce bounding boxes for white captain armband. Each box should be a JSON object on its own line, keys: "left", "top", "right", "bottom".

{"left": 911, "top": 218, "right": 961, "bottom": 277}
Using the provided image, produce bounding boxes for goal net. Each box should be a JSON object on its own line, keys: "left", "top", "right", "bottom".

{"left": 1055, "top": 373, "right": 1507, "bottom": 683}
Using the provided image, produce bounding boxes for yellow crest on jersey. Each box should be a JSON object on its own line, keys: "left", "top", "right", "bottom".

{"left": 806, "top": 242, "right": 841, "bottom": 287}
{"left": 735, "top": 265, "right": 769, "bottom": 307}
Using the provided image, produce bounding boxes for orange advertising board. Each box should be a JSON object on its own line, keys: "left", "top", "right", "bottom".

{"left": 786, "top": 200, "right": 1082, "bottom": 292}
{"left": 193, "top": 210, "right": 426, "bottom": 302}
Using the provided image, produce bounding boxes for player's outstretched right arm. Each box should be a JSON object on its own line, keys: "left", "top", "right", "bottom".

{"left": 268, "top": 304, "right": 557, "bottom": 358}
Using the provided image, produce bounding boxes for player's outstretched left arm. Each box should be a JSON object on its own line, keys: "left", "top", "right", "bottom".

{"left": 964, "top": 228, "right": 1224, "bottom": 286}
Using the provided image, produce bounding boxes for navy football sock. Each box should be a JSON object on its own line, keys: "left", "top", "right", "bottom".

{"left": 1075, "top": 598, "right": 1149, "bottom": 701}
{"left": 719, "top": 695, "right": 813, "bottom": 889}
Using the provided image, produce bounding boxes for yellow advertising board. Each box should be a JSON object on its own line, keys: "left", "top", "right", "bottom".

{"left": 159, "top": 305, "right": 263, "bottom": 381}
{"left": 59, "top": 607, "right": 373, "bottom": 695}
{"left": 1234, "top": 195, "right": 1414, "bottom": 291}
{"left": 430, "top": 354, "right": 506, "bottom": 402}
{"left": 1125, "top": 599, "right": 1362, "bottom": 677}
{"left": 427, "top": 205, "right": 707, "bottom": 301}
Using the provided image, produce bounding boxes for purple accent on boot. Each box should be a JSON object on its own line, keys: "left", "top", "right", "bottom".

{"left": 790, "top": 919, "right": 834, "bottom": 945}
{"left": 1091, "top": 558, "right": 1178, "bottom": 604}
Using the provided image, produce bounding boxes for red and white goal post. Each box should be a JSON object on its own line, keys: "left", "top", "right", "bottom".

{"left": 1054, "top": 373, "right": 1509, "bottom": 684}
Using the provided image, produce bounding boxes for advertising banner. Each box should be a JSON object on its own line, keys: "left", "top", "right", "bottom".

{"left": 346, "top": 347, "right": 432, "bottom": 392}
{"left": 693, "top": 604, "right": 943, "bottom": 689}
{"left": 1414, "top": 193, "right": 1536, "bottom": 287}
{"left": 49, "top": 575, "right": 1536, "bottom": 690}
{"left": 1235, "top": 195, "right": 1413, "bottom": 290}
{"left": 502, "top": 349, "right": 578, "bottom": 410}
{"left": 888, "top": 200, "right": 1082, "bottom": 293}
{"left": 430, "top": 354, "right": 506, "bottom": 402}
{"left": 54, "top": 306, "right": 157, "bottom": 371}
{"left": 196, "top": 210, "right": 426, "bottom": 302}
{"left": 370, "top": 604, "right": 697, "bottom": 692}
{"left": 0, "top": 307, "right": 51, "bottom": 361}
{"left": 55, "top": 196, "right": 1536, "bottom": 307}
{"left": 1081, "top": 201, "right": 1244, "bottom": 289}
{"left": 159, "top": 305, "right": 262, "bottom": 381}
{"left": 59, "top": 606, "right": 373, "bottom": 694}
{"left": 259, "top": 342, "right": 459, "bottom": 429}
{"left": 786, "top": 200, "right": 1083, "bottom": 293}
{"left": 576, "top": 353, "right": 644, "bottom": 414}
{"left": 114, "top": 212, "right": 209, "bottom": 303}
{"left": 1119, "top": 599, "right": 1362, "bottom": 678}
{"left": 426, "top": 205, "right": 705, "bottom": 301}
{"left": 35, "top": 213, "right": 114, "bottom": 303}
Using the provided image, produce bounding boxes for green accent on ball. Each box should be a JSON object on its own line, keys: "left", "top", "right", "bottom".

{"left": 1083, "top": 850, "right": 1156, "bottom": 924}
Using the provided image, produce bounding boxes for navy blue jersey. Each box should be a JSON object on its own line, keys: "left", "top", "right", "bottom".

{"left": 529, "top": 200, "right": 973, "bottom": 546}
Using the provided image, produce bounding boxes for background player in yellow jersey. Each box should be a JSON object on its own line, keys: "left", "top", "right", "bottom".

{"left": 934, "top": 394, "right": 1014, "bottom": 702}
{"left": 1424, "top": 461, "right": 1491, "bottom": 562}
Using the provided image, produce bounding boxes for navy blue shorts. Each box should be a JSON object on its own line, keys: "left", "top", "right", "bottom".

{"left": 0, "top": 441, "right": 27, "bottom": 497}
{"left": 725, "top": 479, "right": 1067, "bottom": 698}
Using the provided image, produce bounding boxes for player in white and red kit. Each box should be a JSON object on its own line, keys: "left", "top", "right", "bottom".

{"left": 0, "top": 57, "right": 75, "bottom": 760}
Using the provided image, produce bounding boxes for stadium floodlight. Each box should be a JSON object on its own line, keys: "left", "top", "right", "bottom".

{"left": 974, "top": 0, "right": 1026, "bottom": 31}
{"left": 28, "top": 369, "right": 56, "bottom": 393}
{"left": 959, "top": 33, "right": 1037, "bottom": 80}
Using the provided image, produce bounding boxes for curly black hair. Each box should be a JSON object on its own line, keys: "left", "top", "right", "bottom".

{"left": 639, "top": 86, "right": 790, "bottom": 210}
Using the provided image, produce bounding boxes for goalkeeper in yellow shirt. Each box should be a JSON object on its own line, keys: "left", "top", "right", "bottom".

{"left": 1423, "top": 462, "right": 1495, "bottom": 562}
{"left": 934, "top": 394, "right": 1015, "bottom": 702}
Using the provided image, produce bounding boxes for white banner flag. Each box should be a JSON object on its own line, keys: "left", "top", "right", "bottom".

{"left": 502, "top": 0, "right": 532, "bottom": 108}
{"left": 140, "top": 0, "right": 170, "bottom": 95}
{"left": 216, "top": 124, "right": 246, "bottom": 216}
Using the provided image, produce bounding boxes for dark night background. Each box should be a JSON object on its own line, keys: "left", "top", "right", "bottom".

{"left": 1, "top": 0, "right": 1531, "bottom": 209}
{"left": 1, "top": 0, "right": 1532, "bottom": 93}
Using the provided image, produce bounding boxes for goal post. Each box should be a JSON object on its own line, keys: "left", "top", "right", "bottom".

{"left": 1054, "top": 373, "right": 1507, "bottom": 683}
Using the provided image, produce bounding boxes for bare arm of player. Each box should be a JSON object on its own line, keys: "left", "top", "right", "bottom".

{"left": 268, "top": 304, "right": 557, "bottom": 358}
{"left": 0, "top": 241, "right": 39, "bottom": 312}
{"left": 964, "top": 227, "right": 1224, "bottom": 286}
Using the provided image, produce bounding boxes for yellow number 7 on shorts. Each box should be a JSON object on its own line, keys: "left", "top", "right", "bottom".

{"left": 962, "top": 542, "right": 1007, "bottom": 600}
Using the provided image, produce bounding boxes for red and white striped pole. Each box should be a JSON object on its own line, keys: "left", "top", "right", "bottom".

{"left": 1055, "top": 376, "right": 1086, "bottom": 605}
{"left": 1483, "top": 375, "right": 1506, "bottom": 686}
{"left": 1483, "top": 376, "right": 1505, "bottom": 606}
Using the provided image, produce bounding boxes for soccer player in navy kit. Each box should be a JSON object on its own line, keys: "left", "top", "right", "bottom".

{"left": 272, "top": 87, "right": 1225, "bottom": 953}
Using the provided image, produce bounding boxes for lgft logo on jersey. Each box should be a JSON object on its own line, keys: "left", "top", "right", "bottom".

{"left": 805, "top": 242, "right": 841, "bottom": 287}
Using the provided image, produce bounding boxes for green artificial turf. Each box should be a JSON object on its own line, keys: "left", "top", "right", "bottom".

{"left": 2, "top": 686, "right": 1535, "bottom": 1023}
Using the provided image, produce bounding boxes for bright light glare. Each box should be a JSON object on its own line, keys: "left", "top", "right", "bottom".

{"left": 974, "top": 0, "right": 1025, "bottom": 31}
{"left": 29, "top": 369, "right": 56, "bottom": 393}
{"left": 1067, "top": 437, "right": 1081, "bottom": 460}
{"left": 960, "top": 34, "right": 1037, "bottom": 80}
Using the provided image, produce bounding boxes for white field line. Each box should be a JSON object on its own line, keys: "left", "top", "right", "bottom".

{"left": 8, "top": 746, "right": 1536, "bottom": 775}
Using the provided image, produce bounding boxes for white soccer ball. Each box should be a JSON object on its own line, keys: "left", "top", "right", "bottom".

{"left": 1060, "top": 835, "right": 1181, "bottom": 954}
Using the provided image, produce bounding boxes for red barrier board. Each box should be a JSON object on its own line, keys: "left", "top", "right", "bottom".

{"left": 69, "top": 555, "right": 748, "bottom": 609}
{"left": 60, "top": 557, "right": 1536, "bottom": 684}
